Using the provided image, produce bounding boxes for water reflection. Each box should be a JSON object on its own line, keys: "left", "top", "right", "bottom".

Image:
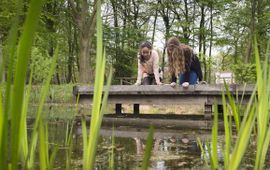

{"left": 30, "top": 121, "right": 218, "bottom": 169}
{"left": 132, "top": 135, "right": 202, "bottom": 169}
{"left": 70, "top": 125, "right": 207, "bottom": 169}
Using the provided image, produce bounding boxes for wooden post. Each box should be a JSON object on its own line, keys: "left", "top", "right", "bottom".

{"left": 134, "top": 104, "right": 140, "bottom": 115}
{"left": 204, "top": 103, "right": 212, "bottom": 119}
{"left": 217, "top": 105, "right": 223, "bottom": 113}
{"left": 116, "top": 104, "right": 122, "bottom": 114}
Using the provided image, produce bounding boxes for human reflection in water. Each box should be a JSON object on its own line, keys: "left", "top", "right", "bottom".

{"left": 133, "top": 137, "right": 162, "bottom": 155}
{"left": 133, "top": 137, "right": 170, "bottom": 170}
{"left": 133, "top": 136, "right": 201, "bottom": 169}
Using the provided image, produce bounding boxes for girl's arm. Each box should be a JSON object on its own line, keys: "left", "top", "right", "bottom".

{"left": 189, "top": 55, "right": 203, "bottom": 81}
{"left": 171, "top": 74, "right": 177, "bottom": 83}
{"left": 194, "top": 55, "right": 203, "bottom": 81}
{"left": 135, "top": 58, "right": 143, "bottom": 85}
{"left": 152, "top": 50, "right": 161, "bottom": 84}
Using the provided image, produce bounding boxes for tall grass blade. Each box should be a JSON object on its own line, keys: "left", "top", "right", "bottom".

{"left": 258, "top": 40, "right": 270, "bottom": 169}
{"left": 28, "top": 46, "right": 58, "bottom": 169}
{"left": 1, "top": 1, "right": 21, "bottom": 168}
{"left": 20, "top": 68, "right": 33, "bottom": 167}
{"left": 48, "top": 145, "right": 59, "bottom": 170}
{"left": 65, "top": 121, "right": 74, "bottom": 170}
{"left": 83, "top": 0, "right": 113, "bottom": 169}
{"left": 222, "top": 92, "right": 231, "bottom": 169}
{"left": 206, "top": 142, "right": 214, "bottom": 169}
{"left": 259, "top": 114, "right": 270, "bottom": 169}
{"left": 197, "top": 138, "right": 209, "bottom": 167}
{"left": 82, "top": 116, "right": 88, "bottom": 167}
{"left": 239, "top": 83, "right": 247, "bottom": 114}
{"left": 10, "top": 0, "right": 44, "bottom": 169}
{"left": 141, "top": 126, "right": 154, "bottom": 170}
{"left": 39, "top": 120, "right": 48, "bottom": 170}
{"left": 224, "top": 80, "right": 257, "bottom": 170}
{"left": 211, "top": 100, "right": 218, "bottom": 170}
{"left": 224, "top": 83, "right": 240, "bottom": 132}
{"left": 228, "top": 104, "right": 256, "bottom": 170}
{"left": 85, "top": 56, "right": 112, "bottom": 169}
{"left": 109, "top": 127, "right": 115, "bottom": 170}
{"left": 0, "top": 92, "right": 3, "bottom": 161}
{"left": 254, "top": 38, "right": 270, "bottom": 170}
{"left": 254, "top": 38, "right": 267, "bottom": 170}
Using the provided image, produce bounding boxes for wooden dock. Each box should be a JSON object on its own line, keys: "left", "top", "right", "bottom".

{"left": 73, "top": 84, "right": 255, "bottom": 119}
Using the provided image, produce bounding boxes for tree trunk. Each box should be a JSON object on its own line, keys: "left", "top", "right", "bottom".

{"left": 199, "top": 4, "right": 206, "bottom": 81}
{"left": 110, "top": 0, "right": 121, "bottom": 77}
{"left": 68, "top": 0, "right": 97, "bottom": 84}
{"left": 158, "top": 0, "right": 171, "bottom": 73}
{"left": 192, "top": 1, "right": 196, "bottom": 48}
{"left": 183, "top": 0, "right": 190, "bottom": 44}
{"left": 245, "top": 0, "right": 257, "bottom": 63}
{"left": 151, "top": 9, "right": 158, "bottom": 45}
{"left": 78, "top": 36, "right": 91, "bottom": 83}
{"left": 67, "top": 26, "right": 75, "bottom": 83}
{"left": 208, "top": 3, "right": 213, "bottom": 83}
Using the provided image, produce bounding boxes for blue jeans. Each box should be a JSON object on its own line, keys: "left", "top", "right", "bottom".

{"left": 179, "top": 71, "right": 198, "bottom": 85}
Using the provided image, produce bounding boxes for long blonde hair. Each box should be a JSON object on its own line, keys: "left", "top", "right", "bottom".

{"left": 167, "top": 37, "right": 193, "bottom": 76}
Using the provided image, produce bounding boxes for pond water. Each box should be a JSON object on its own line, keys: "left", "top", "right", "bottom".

{"left": 27, "top": 105, "right": 270, "bottom": 169}
{"left": 37, "top": 121, "right": 207, "bottom": 169}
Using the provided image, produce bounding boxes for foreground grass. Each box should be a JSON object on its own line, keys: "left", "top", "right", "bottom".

{"left": 201, "top": 39, "right": 270, "bottom": 170}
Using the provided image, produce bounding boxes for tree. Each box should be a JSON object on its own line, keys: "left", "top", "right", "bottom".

{"left": 68, "top": 0, "right": 97, "bottom": 84}
{"left": 157, "top": 0, "right": 174, "bottom": 72}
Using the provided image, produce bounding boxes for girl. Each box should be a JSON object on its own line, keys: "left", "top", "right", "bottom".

{"left": 166, "top": 37, "right": 202, "bottom": 86}
{"left": 135, "top": 41, "right": 162, "bottom": 85}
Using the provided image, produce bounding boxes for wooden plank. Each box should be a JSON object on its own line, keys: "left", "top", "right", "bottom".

{"left": 79, "top": 95, "right": 250, "bottom": 105}
{"left": 73, "top": 84, "right": 255, "bottom": 96}
{"left": 84, "top": 95, "right": 208, "bottom": 105}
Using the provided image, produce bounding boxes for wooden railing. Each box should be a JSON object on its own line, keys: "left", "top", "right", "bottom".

{"left": 115, "top": 77, "right": 137, "bottom": 85}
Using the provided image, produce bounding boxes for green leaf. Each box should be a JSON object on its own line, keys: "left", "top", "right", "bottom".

{"left": 141, "top": 126, "right": 154, "bottom": 170}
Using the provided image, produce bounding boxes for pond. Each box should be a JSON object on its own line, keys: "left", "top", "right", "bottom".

{"left": 36, "top": 121, "right": 207, "bottom": 169}
{"left": 27, "top": 105, "right": 270, "bottom": 169}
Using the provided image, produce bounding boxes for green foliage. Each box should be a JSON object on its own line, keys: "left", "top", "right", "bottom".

{"left": 104, "top": 26, "right": 143, "bottom": 81}
{"left": 0, "top": 0, "right": 269, "bottom": 84}
{"left": 0, "top": 0, "right": 16, "bottom": 41}
{"left": 199, "top": 40, "right": 270, "bottom": 170}
{"left": 232, "top": 62, "right": 256, "bottom": 83}
{"left": 112, "top": 47, "right": 137, "bottom": 78}
{"left": 30, "top": 47, "right": 52, "bottom": 83}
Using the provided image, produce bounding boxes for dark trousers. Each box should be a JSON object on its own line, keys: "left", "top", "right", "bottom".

{"left": 142, "top": 73, "right": 162, "bottom": 85}
{"left": 179, "top": 71, "right": 198, "bottom": 85}
{"left": 142, "top": 74, "right": 156, "bottom": 85}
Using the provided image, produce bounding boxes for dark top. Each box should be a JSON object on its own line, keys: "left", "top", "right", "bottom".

{"left": 171, "top": 54, "right": 203, "bottom": 83}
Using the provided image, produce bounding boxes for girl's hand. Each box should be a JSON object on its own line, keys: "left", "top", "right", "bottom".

{"left": 170, "top": 82, "right": 176, "bottom": 87}
{"left": 156, "top": 82, "right": 163, "bottom": 85}
{"left": 134, "top": 82, "right": 141, "bottom": 85}
{"left": 182, "top": 82, "right": 189, "bottom": 88}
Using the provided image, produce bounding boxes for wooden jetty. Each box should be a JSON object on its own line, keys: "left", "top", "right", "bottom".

{"left": 73, "top": 84, "right": 255, "bottom": 118}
